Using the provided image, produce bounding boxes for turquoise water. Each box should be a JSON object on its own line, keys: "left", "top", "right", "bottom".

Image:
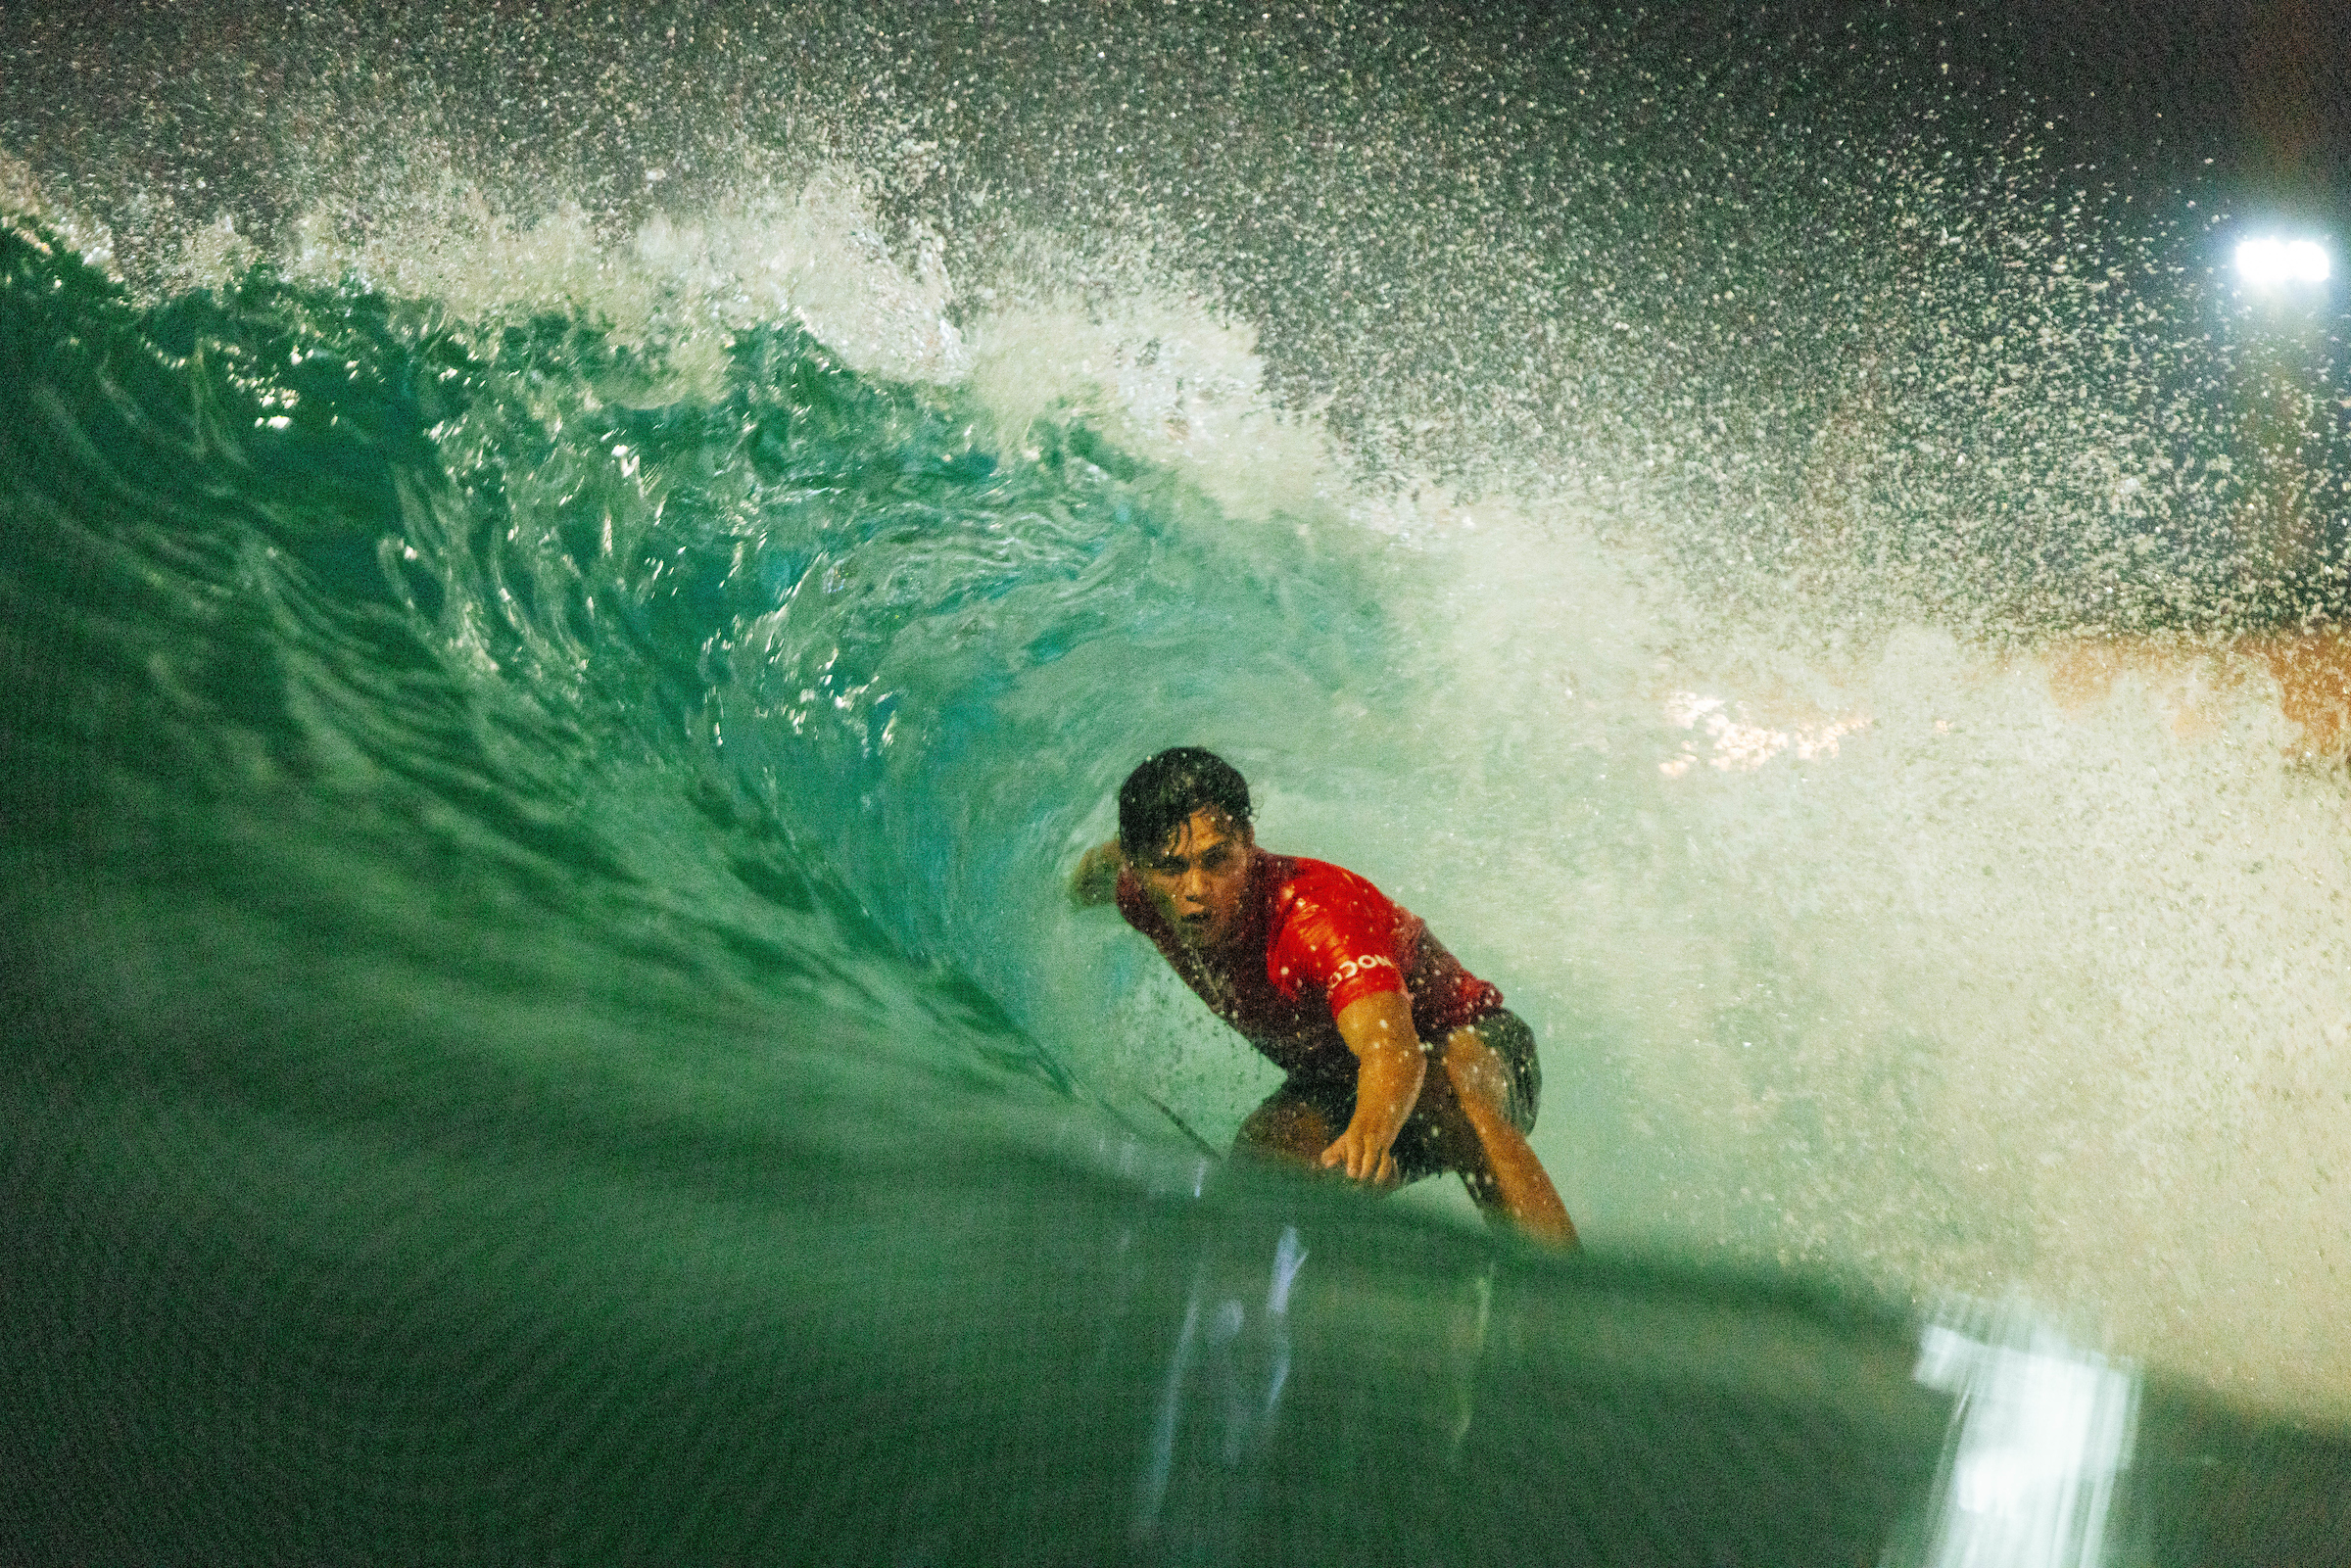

{"left": 5, "top": 2, "right": 2350, "bottom": 1560}
{"left": 0, "top": 213, "right": 1948, "bottom": 1565}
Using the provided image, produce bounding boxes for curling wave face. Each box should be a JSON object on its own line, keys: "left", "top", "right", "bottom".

{"left": 0, "top": 202, "right": 1961, "bottom": 1568}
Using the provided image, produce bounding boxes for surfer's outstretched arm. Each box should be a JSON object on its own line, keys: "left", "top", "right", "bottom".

{"left": 1320, "top": 990, "right": 1428, "bottom": 1186}
{"left": 1442, "top": 1027, "right": 1577, "bottom": 1247}
{"left": 1070, "top": 838, "right": 1122, "bottom": 907}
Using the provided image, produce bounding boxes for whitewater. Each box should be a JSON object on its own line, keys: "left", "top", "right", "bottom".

{"left": 4, "top": 2, "right": 2348, "bottom": 1561}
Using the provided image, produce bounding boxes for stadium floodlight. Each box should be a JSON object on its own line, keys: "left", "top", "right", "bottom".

{"left": 2234, "top": 235, "right": 2331, "bottom": 289}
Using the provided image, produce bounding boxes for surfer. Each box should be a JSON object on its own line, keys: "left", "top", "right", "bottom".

{"left": 1071, "top": 747, "right": 1576, "bottom": 1245}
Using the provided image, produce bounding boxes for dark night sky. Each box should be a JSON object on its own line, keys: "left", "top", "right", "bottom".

{"left": 2, "top": 1, "right": 2341, "bottom": 241}
{"left": 1880, "top": 0, "right": 2343, "bottom": 214}
{"left": 1613, "top": 0, "right": 2345, "bottom": 229}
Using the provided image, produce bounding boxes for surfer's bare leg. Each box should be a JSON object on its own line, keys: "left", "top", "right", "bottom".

{"left": 1441, "top": 1027, "right": 1577, "bottom": 1247}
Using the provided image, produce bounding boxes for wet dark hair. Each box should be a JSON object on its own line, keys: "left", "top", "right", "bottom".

{"left": 1118, "top": 747, "right": 1253, "bottom": 856}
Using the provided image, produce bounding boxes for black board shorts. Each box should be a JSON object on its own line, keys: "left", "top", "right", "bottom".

{"left": 1270, "top": 1009, "right": 1542, "bottom": 1185}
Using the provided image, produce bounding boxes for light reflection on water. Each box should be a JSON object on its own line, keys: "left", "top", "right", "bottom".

{"left": 1133, "top": 1222, "right": 1307, "bottom": 1553}
{"left": 1906, "top": 1301, "right": 2139, "bottom": 1568}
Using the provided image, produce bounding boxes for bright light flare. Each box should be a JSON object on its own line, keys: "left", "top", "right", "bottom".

{"left": 2234, "top": 235, "right": 2331, "bottom": 289}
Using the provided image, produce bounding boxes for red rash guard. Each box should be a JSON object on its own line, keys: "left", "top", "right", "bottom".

{"left": 1116, "top": 849, "right": 1503, "bottom": 1082}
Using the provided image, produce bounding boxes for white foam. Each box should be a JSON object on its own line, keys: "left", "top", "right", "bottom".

{"left": 1384, "top": 551, "right": 2351, "bottom": 1419}
{"left": 0, "top": 148, "right": 119, "bottom": 276}
{"left": 274, "top": 167, "right": 971, "bottom": 388}
{"left": 962, "top": 268, "right": 1341, "bottom": 525}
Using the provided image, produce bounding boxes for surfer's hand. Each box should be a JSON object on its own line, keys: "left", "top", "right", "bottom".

{"left": 1319, "top": 1124, "right": 1400, "bottom": 1186}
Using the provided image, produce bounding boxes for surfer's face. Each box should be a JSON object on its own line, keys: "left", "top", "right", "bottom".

{"left": 1133, "top": 808, "right": 1253, "bottom": 951}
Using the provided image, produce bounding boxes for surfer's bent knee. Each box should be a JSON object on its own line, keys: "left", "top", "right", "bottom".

{"left": 1439, "top": 1010, "right": 1541, "bottom": 1136}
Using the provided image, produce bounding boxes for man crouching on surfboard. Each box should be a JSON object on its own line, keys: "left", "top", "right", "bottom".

{"left": 1071, "top": 746, "right": 1576, "bottom": 1246}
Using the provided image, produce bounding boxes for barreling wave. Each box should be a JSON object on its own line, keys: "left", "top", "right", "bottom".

{"left": 0, "top": 201, "right": 1420, "bottom": 1166}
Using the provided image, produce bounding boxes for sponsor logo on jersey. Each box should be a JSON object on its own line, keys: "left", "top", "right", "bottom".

{"left": 1331, "top": 953, "right": 1399, "bottom": 985}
